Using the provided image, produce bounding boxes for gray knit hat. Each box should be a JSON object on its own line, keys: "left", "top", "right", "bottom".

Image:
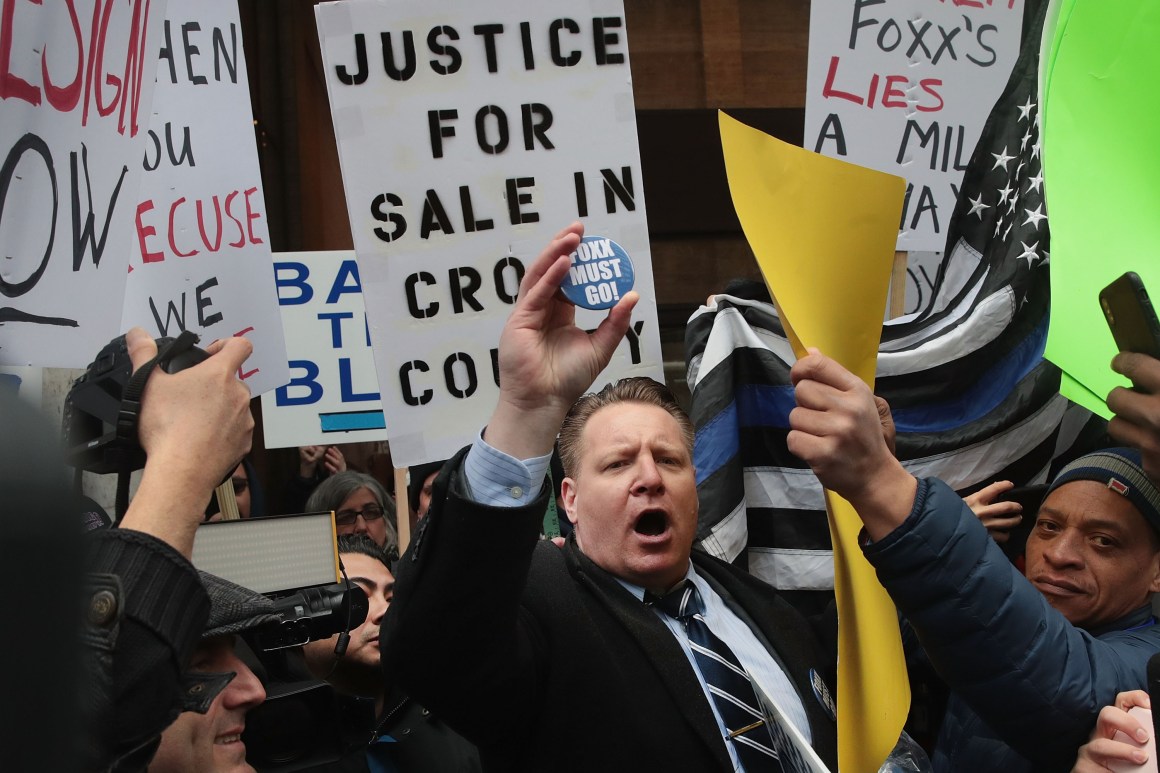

{"left": 1045, "top": 448, "right": 1160, "bottom": 535}
{"left": 200, "top": 571, "right": 280, "bottom": 640}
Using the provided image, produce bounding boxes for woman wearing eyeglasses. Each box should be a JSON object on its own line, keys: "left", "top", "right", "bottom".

{"left": 306, "top": 471, "right": 400, "bottom": 560}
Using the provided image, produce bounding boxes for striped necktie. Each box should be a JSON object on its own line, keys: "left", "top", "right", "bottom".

{"left": 654, "top": 581, "right": 784, "bottom": 772}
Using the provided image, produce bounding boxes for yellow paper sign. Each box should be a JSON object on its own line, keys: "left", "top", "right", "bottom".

{"left": 719, "top": 111, "right": 909, "bottom": 773}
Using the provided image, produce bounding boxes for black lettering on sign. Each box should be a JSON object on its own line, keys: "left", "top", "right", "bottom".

{"left": 0, "top": 133, "right": 57, "bottom": 298}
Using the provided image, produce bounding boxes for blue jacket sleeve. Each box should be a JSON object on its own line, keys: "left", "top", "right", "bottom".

{"left": 864, "top": 477, "right": 1160, "bottom": 769}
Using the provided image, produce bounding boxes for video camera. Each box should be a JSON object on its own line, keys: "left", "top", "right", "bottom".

{"left": 62, "top": 331, "right": 208, "bottom": 475}
{"left": 254, "top": 583, "right": 369, "bottom": 652}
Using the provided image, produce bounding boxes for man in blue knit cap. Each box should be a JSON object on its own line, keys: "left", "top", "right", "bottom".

{"left": 906, "top": 446, "right": 1160, "bottom": 772}
{"left": 914, "top": 445, "right": 1160, "bottom": 772}
{"left": 1028, "top": 448, "right": 1160, "bottom": 631}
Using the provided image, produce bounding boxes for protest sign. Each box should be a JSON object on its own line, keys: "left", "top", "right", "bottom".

{"left": 804, "top": 0, "right": 1023, "bottom": 251}
{"left": 261, "top": 250, "right": 389, "bottom": 449}
{"left": 0, "top": 0, "right": 167, "bottom": 366}
{"left": 1042, "top": 0, "right": 1160, "bottom": 417}
{"left": 120, "top": 0, "right": 287, "bottom": 395}
{"left": 720, "top": 111, "right": 908, "bottom": 773}
{"left": 315, "top": 0, "right": 663, "bottom": 466}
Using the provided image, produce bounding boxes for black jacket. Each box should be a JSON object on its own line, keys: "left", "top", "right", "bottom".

{"left": 382, "top": 448, "right": 838, "bottom": 772}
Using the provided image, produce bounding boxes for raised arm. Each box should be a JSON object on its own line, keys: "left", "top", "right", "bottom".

{"left": 786, "top": 349, "right": 916, "bottom": 539}
{"left": 383, "top": 224, "right": 637, "bottom": 742}
{"left": 483, "top": 222, "right": 637, "bottom": 460}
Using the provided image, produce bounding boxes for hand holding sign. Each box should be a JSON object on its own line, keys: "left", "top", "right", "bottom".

{"left": 788, "top": 349, "right": 917, "bottom": 543}
{"left": 484, "top": 222, "right": 638, "bottom": 461}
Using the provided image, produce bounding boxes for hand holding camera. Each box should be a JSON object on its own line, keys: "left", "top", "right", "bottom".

{"left": 117, "top": 328, "right": 255, "bottom": 558}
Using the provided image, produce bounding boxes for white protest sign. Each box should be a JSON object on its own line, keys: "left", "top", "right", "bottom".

{"left": 0, "top": 0, "right": 167, "bottom": 367}
{"left": 315, "top": 0, "right": 663, "bottom": 467}
{"left": 804, "top": 0, "right": 1023, "bottom": 252}
{"left": 120, "top": 0, "right": 287, "bottom": 395}
{"left": 261, "top": 250, "right": 389, "bottom": 449}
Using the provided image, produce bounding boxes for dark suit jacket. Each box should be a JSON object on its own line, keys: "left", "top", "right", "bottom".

{"left": 382, "top": 449, "right": 838, "bottom": 772}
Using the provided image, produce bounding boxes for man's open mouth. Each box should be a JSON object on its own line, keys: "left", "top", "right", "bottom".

{"left": 634, "top": 510, "right": 668, "bottom": 536}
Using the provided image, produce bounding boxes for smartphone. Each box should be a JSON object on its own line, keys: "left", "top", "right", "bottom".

{"left": 1100, "top": 272, "right": 1160, "bottom": 358}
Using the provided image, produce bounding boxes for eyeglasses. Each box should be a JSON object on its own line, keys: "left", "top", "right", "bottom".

{"left": 334, "top": 503, "right": 385, "bottom": 527}
{"left": 230, "top": 478, "right": 249, "bottom": 495}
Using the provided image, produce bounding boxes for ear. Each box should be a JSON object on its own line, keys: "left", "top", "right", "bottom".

{"left": 1149, "top": 551, "right": 1160, "bottom": 595}
{"left": 560, "top": 476, "right": 580, "bottom": 526}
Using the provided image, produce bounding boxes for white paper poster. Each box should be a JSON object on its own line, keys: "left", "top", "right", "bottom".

{"left": 261, "top": 250, "right": 389, "bottom": 449}
{"left": 0, "top": 0, "right": 167, "bottom": 366}
{"left": 120, "top": 0, "right": 287, "bottom": 394}
{"left": 315, "top": 0, "right": 663, "bottom": 466}
{"left": 805, "top": 0, "right": 1023, "bottom": 251}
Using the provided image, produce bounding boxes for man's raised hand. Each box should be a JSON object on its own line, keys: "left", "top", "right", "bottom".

{"left": 485, "top": 223, "right": 637, "bottom": 460}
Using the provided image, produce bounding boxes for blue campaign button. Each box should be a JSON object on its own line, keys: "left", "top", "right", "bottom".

{"left": 558, "top": 235, "right": 636, "bottom": 310}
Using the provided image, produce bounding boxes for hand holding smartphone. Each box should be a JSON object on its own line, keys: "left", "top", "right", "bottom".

{"left": 1100, "top": 272, "right": 1160, "bottom": 360}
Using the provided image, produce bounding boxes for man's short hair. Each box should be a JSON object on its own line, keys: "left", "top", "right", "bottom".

{"left": 557, "top": 377, "right": 693, "bottom": 479}
{"left": 337, "top": 533, "right": 391, "bottom": 570}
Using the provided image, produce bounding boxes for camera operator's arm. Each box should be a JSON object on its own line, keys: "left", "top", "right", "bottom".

{"left": 119, "top": 328, "right": 254, "bottom": 558}
{"left": 88, "top": 328, "right": 255, "bottom": 770}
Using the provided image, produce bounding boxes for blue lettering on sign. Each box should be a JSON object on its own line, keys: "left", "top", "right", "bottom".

{"left": 318, "top": 311, "right": 354, "bottom": 347}
{"left": 275, "top": 360, "right": 323, "bottom": 405}
{"left": 326, "top": 260, "right": 363, "bottom": 303}
{"left": 339, "top": 357, "right": 380, "bottom": 402}
{"left": 273, "top": 262, "right": 313, "bottom": 305}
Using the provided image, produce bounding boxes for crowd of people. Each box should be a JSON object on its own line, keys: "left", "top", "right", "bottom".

{"left": 67, "top": 222, "right": 1160, "bottom": 772}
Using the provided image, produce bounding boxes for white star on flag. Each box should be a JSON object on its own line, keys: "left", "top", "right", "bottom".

{"left": 968, "top": 194, "right": 990, "bottom": 219}
{"left": 992, "top": 146, "right": 1015, "bottom": 171}
{"left": 1018, "top": 96, "right": 1036, "bottom": 121}
{"left": 1023, "top": 204, "right": 1047, "bottom": 230}
{"left": 1018, "top": 240, "right": 1039, "bottom": 267}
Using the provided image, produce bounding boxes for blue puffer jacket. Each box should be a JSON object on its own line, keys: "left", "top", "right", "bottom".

{"left": 864, "top": 478, "right": 1160, "bottom": 773}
